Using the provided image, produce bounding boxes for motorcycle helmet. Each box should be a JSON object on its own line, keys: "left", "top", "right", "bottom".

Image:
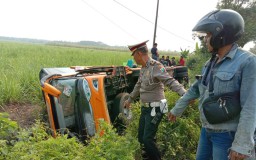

{"left": 192, "top": 9, "right": 244, "bottom": 49}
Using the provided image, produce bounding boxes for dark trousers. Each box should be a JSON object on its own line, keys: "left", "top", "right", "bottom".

{"left": 152, "top": 54, "right": 158, "bottom": 61}
{"left": 138, "top": 106, "right": 163, "bottom": 160}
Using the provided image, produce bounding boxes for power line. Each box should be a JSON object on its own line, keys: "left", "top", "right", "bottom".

{"left": 80, "top": 0, "right": 138, "bottom": 41}
{"left": 113, "top": 0, "right": 194, "bottom": 44}
{"left": 113, "top": 0, "right": 153, "bottom": 24}
{"left": 80, "top": 0, "right": 194, "bottom": 46}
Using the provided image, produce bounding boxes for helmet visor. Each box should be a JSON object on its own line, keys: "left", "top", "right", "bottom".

{"left": 192, "top": 32, "right": 207, "bottom": 40}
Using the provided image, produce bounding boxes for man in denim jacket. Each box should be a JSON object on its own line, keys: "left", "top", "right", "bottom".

{"left": 168, "top": 9, "right": 256, "bottom": 160}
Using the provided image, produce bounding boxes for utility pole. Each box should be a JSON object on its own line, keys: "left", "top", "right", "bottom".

{"left": 153, "top": 0, "right": 159, "bottom": 47}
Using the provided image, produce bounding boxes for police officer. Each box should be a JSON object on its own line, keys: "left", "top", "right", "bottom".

{"left": 125, "top": 40, "right": 186, "bottom": 160}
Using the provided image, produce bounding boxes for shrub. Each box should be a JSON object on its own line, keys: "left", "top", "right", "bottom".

{"left": 4, "top": 121, "right": 87, "bottom": 160}
{"left": 0, "top": 112, "right": 18, "bottom": 141}
{"left": 83, "top": 120, "right": 140, "bottom": 160}
{"left": 158, "top": 91, "right": 200, "bottom": 159}
{"left": 124, "top": 91, "right": 200, "bottom": 160}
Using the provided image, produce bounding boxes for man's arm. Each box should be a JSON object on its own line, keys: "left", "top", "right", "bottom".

{"left": 125, "top": 77, "right": 141, "bottom": 109}
{"left": 154, "top": 63, "right": 186, "bottom": 96}
{"left": 128, "top": 81, "right": 141, "bottom": 102}
{"left": 169, "top": 80, "right": 200, "bottom": 118}
{"left": 230, "top": 56, "right": 256, "bottom": 157}
{"left": 153, "top": 62, "right": 200, "bottom": 119}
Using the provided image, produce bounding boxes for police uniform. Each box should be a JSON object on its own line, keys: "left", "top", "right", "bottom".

{"left": 127, "top": 40, "right": 186, "bottom": 160}
{"left": 127, "top": 59, "right": 185, "bottom": 103}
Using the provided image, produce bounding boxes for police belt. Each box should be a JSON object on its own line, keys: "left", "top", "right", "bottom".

{"left": 141, "top": 101, "right": 160, "bottom": 107}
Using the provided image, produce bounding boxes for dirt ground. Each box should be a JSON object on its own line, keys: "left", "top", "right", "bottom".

{"left": 0, "top": 103, "right": 43, "bottom": 128}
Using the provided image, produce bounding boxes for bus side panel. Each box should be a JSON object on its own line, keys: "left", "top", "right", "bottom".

{"left": 84, "top": 75, "right": 110, "bottom": 131}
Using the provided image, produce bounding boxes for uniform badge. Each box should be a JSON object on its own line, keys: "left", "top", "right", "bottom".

{"left": 160, "top": 67, "right": 166, "bottom": 73}
{"left": 156, "top": 62, "right": 166, "bottom": 72}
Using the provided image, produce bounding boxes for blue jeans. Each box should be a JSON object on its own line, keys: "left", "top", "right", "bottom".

{"left": 196, "top": 127, "right": 235, "bottom": 160}
{"left": 152, "top": 54, "right": 158, "bottom": 61}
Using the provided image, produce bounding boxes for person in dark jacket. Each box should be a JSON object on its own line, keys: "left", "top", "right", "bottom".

{"left": 151, "top": 43, "right": 159, "bottom": 60}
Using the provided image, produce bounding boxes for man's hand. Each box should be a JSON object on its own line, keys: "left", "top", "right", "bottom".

{"left": 189, "top": 99, "right": 196, "bottom": 105}
{"left": 125, "top": 66, "right": 131, "bottom": 74}
{"left": 228, "top": 150, "right": 249, "bottom": 160}
{"left": 168, "top": 112, "right": 177, "bottom": 122}
{"left": 124, "top": 100, "right": 131, "bottom": 109}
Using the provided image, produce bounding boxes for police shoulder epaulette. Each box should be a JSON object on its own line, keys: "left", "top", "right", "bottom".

{"left": 155, "top": 61, "right": 162, "bottom": 66}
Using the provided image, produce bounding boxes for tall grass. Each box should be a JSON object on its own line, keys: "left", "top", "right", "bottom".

{"left": 0, "top": 41, "right": 201, "bottom": 159}
{"left": 0, "top": 42, "right": 132, "bottom": 105}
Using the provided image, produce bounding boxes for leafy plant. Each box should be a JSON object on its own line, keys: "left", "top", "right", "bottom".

{"left": 0, "top": 112, "right": 18, "bottom": 141}
{"left": 83, "top": 120, "right": 140, "bottom": 160}
{"left": 158, "top": 91, "right": 200, "bottom": 160}
{"left": 3, "top": 120, "right": 87, "bottom": 160}
{"left": 180, "top": 48, "right": 190, "bottom": 58}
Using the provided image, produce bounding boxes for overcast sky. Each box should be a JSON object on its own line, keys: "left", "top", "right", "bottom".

{"left": 0, "top": 0, "right": 253, "bottom": 51}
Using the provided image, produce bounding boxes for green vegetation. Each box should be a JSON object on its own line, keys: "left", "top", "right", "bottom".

{"left": 0, "top": 117, "right": 140, "bottom": 160}
{"left": 0, "top": 41, "right": 131, "bottom": 105}
{"left": 186, "top": 43, "right": 211, "bottom": 82}
{"left": 0, "top": 41, "right": 202, "bottom": 159}
{"left": 217, "top": 0, "right": 256, "bottom": 47}
{"left": 0, "top": 98, "right": 200, "bottom": 160}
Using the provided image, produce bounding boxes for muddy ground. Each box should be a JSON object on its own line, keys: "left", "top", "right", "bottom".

{"left": 0, "top": 103, "right": 44, "bottom": 128}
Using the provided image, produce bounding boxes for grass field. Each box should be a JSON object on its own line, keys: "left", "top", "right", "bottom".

{"left": 0, "top": 41, "right": 132, "bottom": 105}
{"left": 0, "top": 41, "right": 200, "bottom": 160}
